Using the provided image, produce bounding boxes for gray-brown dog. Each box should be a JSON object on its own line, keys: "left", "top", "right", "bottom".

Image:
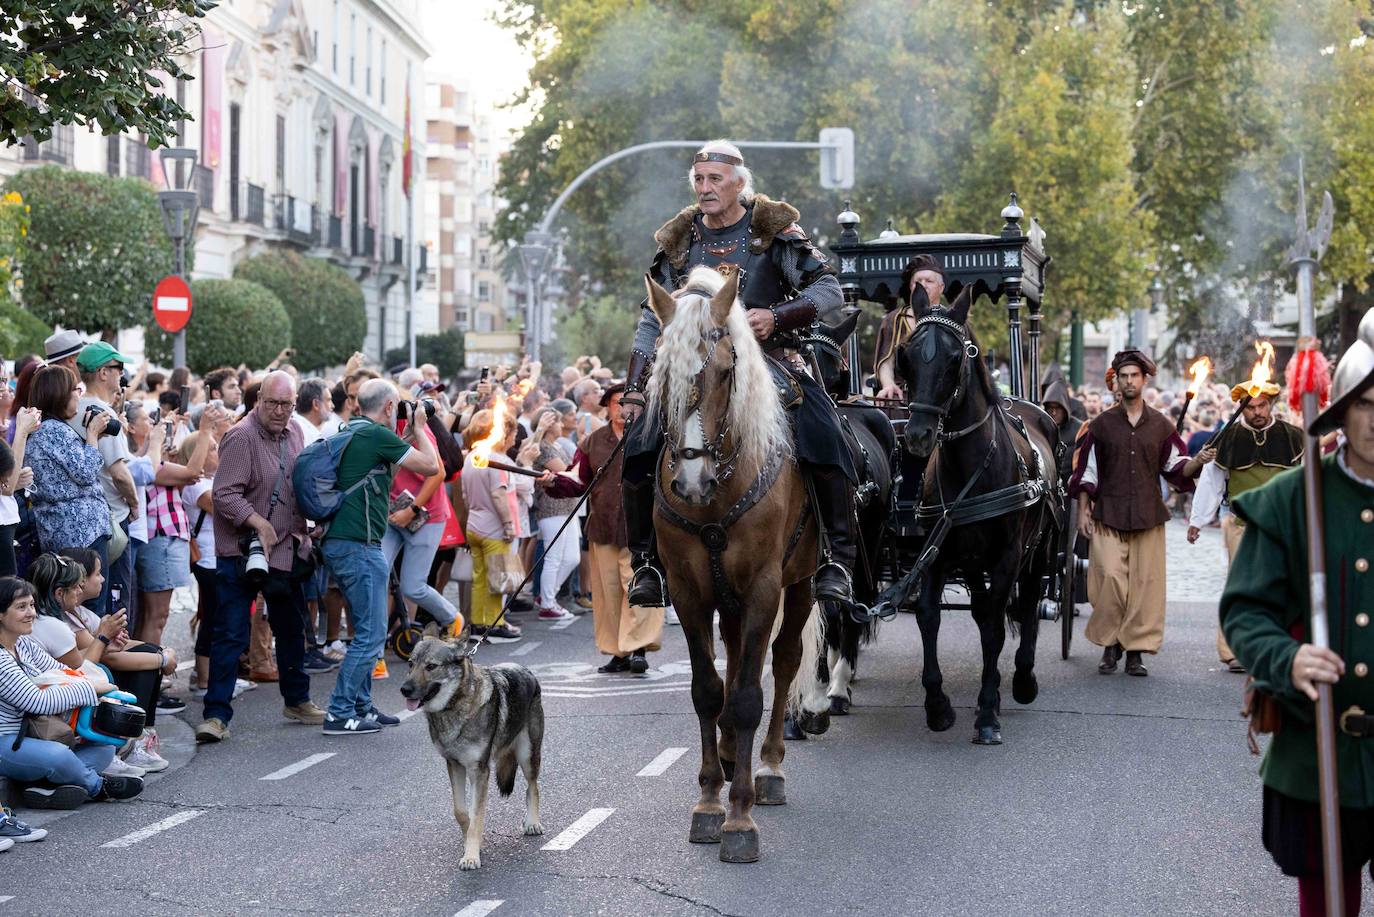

{"left": 400, "top": 637, "right": 544, "bottom": 869}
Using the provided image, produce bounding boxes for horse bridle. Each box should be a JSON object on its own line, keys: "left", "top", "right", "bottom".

{"left": 906, "top": 313, "right": 991, "bottom": 443}
{"left": 664, "top": 287, "right": 742, "bottom": 481}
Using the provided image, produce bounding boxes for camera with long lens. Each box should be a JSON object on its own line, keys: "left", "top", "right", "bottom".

{"left": 243, "top": 534, "right": 269, "bottom": 584}
{"left": 397, "top": 398, "right": 436, "bottom": 423}
{"left": 83, "top": 405, "right": 121, "bottom": 437}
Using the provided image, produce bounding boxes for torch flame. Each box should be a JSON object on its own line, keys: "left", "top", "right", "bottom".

{"left": 513, "top": 377, "right": 536, "bottom": 399}
{"left": 1185, "top": 356, "right": 1212, "bottom": 396}
{"left": 1242, "top": 340, "right": 1276, "bottom": 398}
{"left": 468, "top": 391, "right": 508, "bottom": 469}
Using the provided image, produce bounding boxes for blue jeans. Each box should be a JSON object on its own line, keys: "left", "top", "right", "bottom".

{"left": 0, "top": 737, "right": 113, "bottom": 796}
{"left": 323, "top": 538, "right": 388, "bottom": 720}
{"left": 204, "top": 556, "right": 311, "bottom": 725}
{"left": 382, "top": 522, "right": 457, "bottom": 627}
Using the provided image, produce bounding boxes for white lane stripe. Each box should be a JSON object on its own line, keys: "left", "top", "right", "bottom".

{"left": 100, "top": 810, "right": 204, "bottom": 848}
{"left": 542, "top": 807, "right": 614, "bottom": 851}
{"left": 395, "top": 708, "right": 421, "bottom": 722}
{"left": 636, "top": 747, "right": 688, "bottom": 777}
{"left": 550, "top": 614, "right": 579, "bottom": 631}
{"left": 453, "top": 902, "right": 504, "bottom": 917}
{"left": 543, "top": 685, "right": 690, "bottom": 699}
{"left": 260, "top": 752, "right": 335, "bottom": 781}
{"left": 0, "top": 896, "right": 13, "bottom": 904}
{"left": 508, "top": 641, "right": 542, "bottom": 657}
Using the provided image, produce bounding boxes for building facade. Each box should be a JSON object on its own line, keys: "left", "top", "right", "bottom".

{"left": 0, "top": 0, "right": 432, "bottom": 365}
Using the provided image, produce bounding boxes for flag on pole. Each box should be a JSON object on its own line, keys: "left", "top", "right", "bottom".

{"left": 401, "top": 75, "right": 412, "bottom": 198}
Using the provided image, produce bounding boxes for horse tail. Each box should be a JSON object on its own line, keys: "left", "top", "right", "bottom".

{"left": 787, "top": 601, "right": 830, "bottom": 717}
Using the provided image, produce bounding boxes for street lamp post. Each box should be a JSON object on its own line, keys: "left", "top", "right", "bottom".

{"left": 518, "top": 230, "right": 553, "bottom": 362}
{"left": 156, "top": 148, "right": 200, "bottom": 368}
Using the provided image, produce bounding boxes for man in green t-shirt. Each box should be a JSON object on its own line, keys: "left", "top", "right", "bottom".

{"left": 322, "top": 378, "right": 439, "bottom": 736}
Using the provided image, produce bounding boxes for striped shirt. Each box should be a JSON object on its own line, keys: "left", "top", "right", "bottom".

{"left": 146, "top": 483, "right": 190, "bottom": 540}
{"left": 0, "top": 636, "right": 98, "bottom": 735}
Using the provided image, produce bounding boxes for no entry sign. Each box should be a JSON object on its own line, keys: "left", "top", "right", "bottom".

{"left": 152, "top": 275, "right": 192, "bottom": 333}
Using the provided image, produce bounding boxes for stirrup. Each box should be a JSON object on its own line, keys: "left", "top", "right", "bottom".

{"left": 814, "top": 561, "right": 853, "bottom": 602}
{"left": 628, "top": 562, "right": 669, "bottom": 608}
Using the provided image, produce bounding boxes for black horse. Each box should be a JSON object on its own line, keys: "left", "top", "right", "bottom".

{"left": 894, "top": 285, "right": 1061, "bottom": 745}
{"left": 804, "top": 311, "right": 895, "bottom": 716}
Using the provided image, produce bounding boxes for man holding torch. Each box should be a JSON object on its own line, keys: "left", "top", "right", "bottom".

{"left": 1188, "top": 375, "right": 1305, "bottom": 672}
{"left": 1221, "top": 307, "right": 1374, "bottom": 916}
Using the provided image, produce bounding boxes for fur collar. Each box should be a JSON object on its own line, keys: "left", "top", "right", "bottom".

{"left": 654, "top": 195, "right": 802, "bottom": 270}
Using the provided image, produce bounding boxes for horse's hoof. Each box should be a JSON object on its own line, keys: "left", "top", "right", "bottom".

{"left": 782, "top": 716, "right": 806, "bottom": 741}
{"left": 754, "top": 774, "right": 786, "bottom": 806}
{"left": 799, "top": 710, "right": 830, "bottom": 736}
{"left": 689, "top": 811, "right": 724, "bottom": 844}
{"left": 829, "top": 694, "right": 851, "bottom": 716}
{"left": 925, "top": 698, "right": 956, "bottom": 733}
{"left": 719, "top": 827, "right": 761, "bottom": 864}
{"left": 972, "top": 726, "right": 1003, "bottom": 746}
{"left": 1012, "top": 670, "right": 1039, "bottom": 705}
{"left": 720, "top": 758, "right": 736, "bottom": 781}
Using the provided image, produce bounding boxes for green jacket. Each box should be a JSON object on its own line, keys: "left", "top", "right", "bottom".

{"left": 1220, "top": 453, "right": 1374, "bottom": 806}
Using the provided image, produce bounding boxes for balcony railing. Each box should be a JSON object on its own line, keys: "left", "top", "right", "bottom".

{"left": 193, "top": 165, "right": 214, "bottom": 211}
{"left": 274, "top": 194, "right": 291, "bottom": 232}
{"left": 245, "top": 183, "right": 265, "bottom": 225}
{"left": 124, "top": 139, "right": 151, "bottom": 180}
{"left": 328, "top": 215, "right": 343, "bottom": 250}
{"left": 363, "top": 226, "right": 375, "bottom": 260}
{"left": 20, "top": 125, "right": 73, "bottom": 165}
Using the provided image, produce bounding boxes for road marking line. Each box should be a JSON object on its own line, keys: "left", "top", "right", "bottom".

{"left": 637, "top": 747, "right": 688, "bottom": 777}
{"left": 542, "top": 807, "right": 614, "bottom": 851}
{"left": 453, "top": 902, "right": 504, "bottom": 917}
{"left": 395, "top": 708, "right": 421, "bottom": 722}
{"left": 550, "top": 614, "right": 579, "bottom": 631}
{"left": 508, "top": 641, "right": 542, "bottom": 656}
{"left": 0, "top": 896, "right": 13, "bottom": 904}
{"left": 543, "top": 685, "right": 691, "bottom": 699}
{"left": 260, "top": 752, "right": 336, "bottom": 781}
{"left": 100, "top": 810, "right": 204, "bottom": 848}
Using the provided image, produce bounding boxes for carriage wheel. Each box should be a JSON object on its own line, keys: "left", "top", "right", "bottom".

{"left": 1059, "top": 499, "right": 1079, "bottom": 660}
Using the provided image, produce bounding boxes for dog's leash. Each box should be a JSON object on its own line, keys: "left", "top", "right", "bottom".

{"left": 462, "top": 430, "right": 630, "bottom": 657}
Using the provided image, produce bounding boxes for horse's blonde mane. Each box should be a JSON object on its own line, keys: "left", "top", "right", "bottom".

{"left": 648, "top": 267, "right": 791, "bottom": 477}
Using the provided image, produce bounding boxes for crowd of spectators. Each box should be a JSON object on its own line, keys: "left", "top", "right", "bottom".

{"left": 0, "top": 334, "right": 643, "bottom": 840}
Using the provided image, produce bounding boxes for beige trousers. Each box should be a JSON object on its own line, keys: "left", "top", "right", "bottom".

{"left": 590, "top": 542, "right": 663, "bottom": 657}
{"left": 1216, "top": 516, "right": 1246, "bottom": 663}
{"left": 1084, "top": 523, "right": 1168, "bottom": 653}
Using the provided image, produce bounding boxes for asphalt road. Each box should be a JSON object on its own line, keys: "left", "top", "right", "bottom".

{"left": 0, "top": 521, "right": 1319, "bottom": 916}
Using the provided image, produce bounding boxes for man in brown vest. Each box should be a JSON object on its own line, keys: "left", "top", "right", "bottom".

{"left": 1186, "top": 379, "right": 1303, "bottom": 672}
{"left": 1068, "top": 349, "right": 1194, "bottom": 676}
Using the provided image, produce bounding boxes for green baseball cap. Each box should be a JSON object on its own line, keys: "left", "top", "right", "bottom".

{"left": 75, "top": 341, "right": 133, "bottom": 372}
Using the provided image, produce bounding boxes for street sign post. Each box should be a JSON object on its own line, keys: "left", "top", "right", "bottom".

{"left": 153, "top": 275, "right": 192, "bottom": 334}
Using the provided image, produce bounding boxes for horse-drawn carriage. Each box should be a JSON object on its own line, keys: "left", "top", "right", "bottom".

{"left": 805, "top": 195, "right": 1086, "bottom": 741}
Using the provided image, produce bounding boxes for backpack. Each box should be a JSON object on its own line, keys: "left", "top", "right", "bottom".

{"left": 292, "top": 420, "right": 388, "bottom": 523}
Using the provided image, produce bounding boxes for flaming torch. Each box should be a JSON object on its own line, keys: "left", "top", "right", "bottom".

{"left": 1209, "top": 341, "right": 1276, "bottom": 445}
{"left": 1175, "top": 356, "right": 1212, "bottom": 434}
{"left": 467, "top": 392, "right": 542, "bottom": 478}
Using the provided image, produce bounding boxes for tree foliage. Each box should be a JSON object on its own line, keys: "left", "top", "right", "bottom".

{"left": 233, "top": 250, "right": 366, "bottom": 371}
{"left": 0, "top": 189, "right": 49, "bottom": 357}
{"left": 383, "top": 327, "right": 466, "bottom": 379}
{"left": 497, "top": 0, "right": 1374, "bottom": 371}
{"left": 552, "top": 294, "right": 634, "bottom": 373}
{"left": 144, "top": 278, "right": 290, "bottom": 373}
{"left": 0, "top": 0, "right": 215, "bottom": 147}
{"left": 3, "top": 166, "right": 176, "bottom": 338}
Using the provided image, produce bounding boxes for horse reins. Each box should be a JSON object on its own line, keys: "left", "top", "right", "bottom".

{"left": 663, "top": 288, "right": 743, "bottom": 483}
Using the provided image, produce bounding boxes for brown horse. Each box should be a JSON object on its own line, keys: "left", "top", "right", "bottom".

{"left": 645, "top": 266, "right": 830, "bottom": 864}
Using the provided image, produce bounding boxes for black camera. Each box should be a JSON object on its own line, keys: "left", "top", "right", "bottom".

{"left": 83, "top": 405, "right": 121, "bottom": 437}
{"left": 398, "top": 398, "right": 436, "bottom": 422}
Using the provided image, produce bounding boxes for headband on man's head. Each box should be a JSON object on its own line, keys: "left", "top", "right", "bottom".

{"left": 693, "top": 151, "right": 743, "bottom": 167}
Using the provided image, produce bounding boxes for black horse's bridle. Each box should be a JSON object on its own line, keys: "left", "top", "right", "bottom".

{"left": 663, "top": 288, "right": 741, "bottom": 481}
{"left": 906, "top": 312, "right": 991, "bottom": 443}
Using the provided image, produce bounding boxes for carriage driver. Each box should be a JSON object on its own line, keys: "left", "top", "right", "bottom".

{"left": 874, "top": 254, "right": 946, "bottom": 401}
{"left": 618, "top": 139, "right": 859, "bottom": 608}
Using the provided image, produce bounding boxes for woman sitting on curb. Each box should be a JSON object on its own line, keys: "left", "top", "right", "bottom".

{"left": 0, "top": 576, "right": 143, "bottom": 810}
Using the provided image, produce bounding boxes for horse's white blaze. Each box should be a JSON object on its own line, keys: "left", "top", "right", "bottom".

{"left": 678, "top": 416, "right": 710, "bottom": 499}
{"left": 827, "top": 656, "right": 854, "bottom": 700}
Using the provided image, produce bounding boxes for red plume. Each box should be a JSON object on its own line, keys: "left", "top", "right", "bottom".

{"left": 1285, "top": 338, "right": 1332, "bottom": 414}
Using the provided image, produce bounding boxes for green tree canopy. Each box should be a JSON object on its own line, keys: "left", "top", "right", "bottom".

{"left": 233, "top": 250, "right": 367, "bottom": 371}
{"left": 3, "top": 166, "right": 176, "bottom": 339}
{"left": 384, "top": 326, "right": 467, "bottom": 379}
{"left": 552, "top": 294, "right": 633, "bottom": 373}
{"left": 0, "top": 0, "right": 214, "bottom": 147}
{"left": 144, "top": 278, "right": 290, "bottom": 373}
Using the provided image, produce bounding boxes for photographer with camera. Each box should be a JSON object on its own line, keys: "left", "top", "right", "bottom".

{"left": 67, "top": 344, "right": 140, "bottom": 620}
{"left": 197, "top": 371, "right": 323, "bottom": 744}
{"left": 322, "top": 378, "right": 439, "bottom": 736}
{"left": 24, "top": 366, "right": 112, "bottom": 584}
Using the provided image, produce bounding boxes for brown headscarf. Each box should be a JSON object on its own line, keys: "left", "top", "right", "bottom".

{"left": 1111, "top": 349, "right": 1158, "bottom": 377}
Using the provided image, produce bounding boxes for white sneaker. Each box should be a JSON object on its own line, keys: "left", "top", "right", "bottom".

{"left": 231, "top": 678, "right": 257, "bottom": 699}
{"left": 101, "top": 756, "right": 146, "bottom": 779}
{"left": 664, "top": 604, "right": 680, "bottom": 626}
{"left": 125, "top": 732, "right": 169, "bottom": 773}
{"left": 0, "top": 837, "right": 12, "bottom": 853}
{"left": 323, "top": 640, "right": 347, "bottom": 662}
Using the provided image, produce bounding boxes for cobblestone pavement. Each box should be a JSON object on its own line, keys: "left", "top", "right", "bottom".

{"left": 1164, "top": 515, "right": 1229, "bottom": 604}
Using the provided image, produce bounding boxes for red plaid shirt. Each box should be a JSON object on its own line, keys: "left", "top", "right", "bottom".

{"left": 146, "top": 483, "right": 190, "bottom": 540}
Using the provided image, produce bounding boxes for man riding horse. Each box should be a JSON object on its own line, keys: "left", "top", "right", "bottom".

{"left": 619, "top": 140, "right": 859, "bottom": 608}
